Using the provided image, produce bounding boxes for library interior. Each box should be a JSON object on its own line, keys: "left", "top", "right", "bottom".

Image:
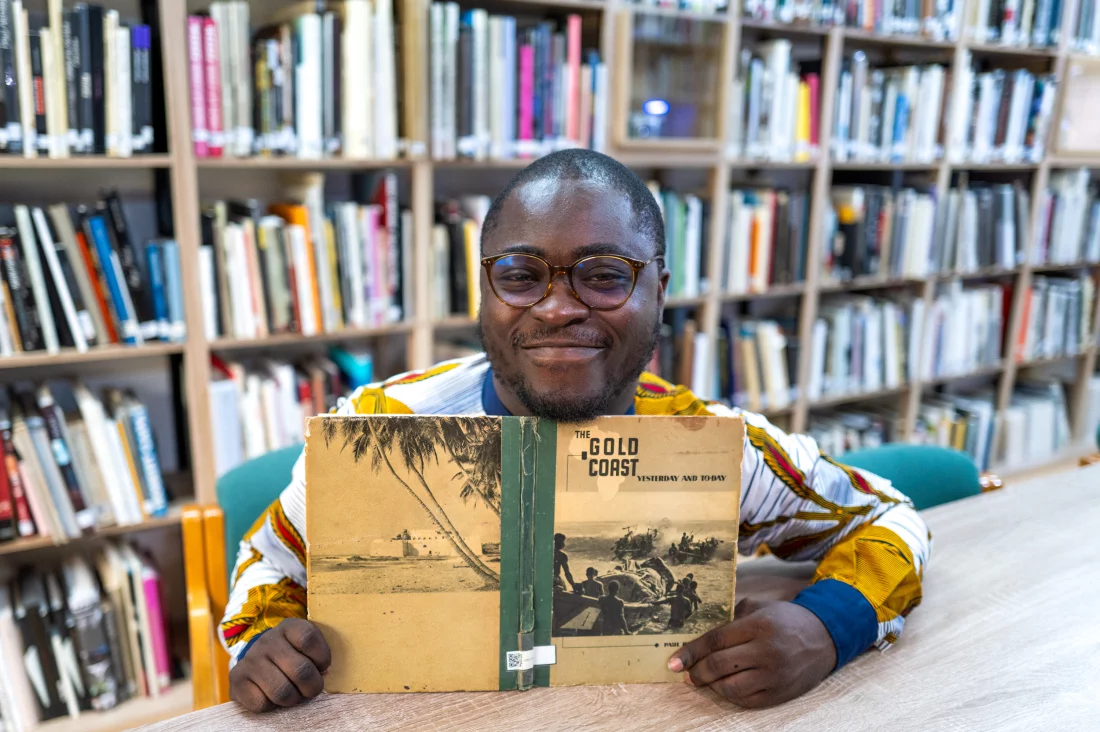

{"left": 0, "top": 0, "right": 1098, "bottom": 729}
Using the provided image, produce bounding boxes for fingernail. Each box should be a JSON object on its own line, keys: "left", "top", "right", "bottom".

{"left": 668, "top": 657, "right": 683, "bottom": 672}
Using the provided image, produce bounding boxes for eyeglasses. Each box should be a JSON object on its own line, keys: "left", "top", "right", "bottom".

{"left": 481, "top": 253, "right": 661, "bottom": 311}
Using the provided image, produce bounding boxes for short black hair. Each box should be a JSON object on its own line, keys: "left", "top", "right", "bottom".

{"left": 481, "top": 149, "right": 665, "bottom": 257}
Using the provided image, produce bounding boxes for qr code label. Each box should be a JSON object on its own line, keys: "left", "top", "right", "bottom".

{"left": 506, "top": 651, "right": 531, "bottom": 671}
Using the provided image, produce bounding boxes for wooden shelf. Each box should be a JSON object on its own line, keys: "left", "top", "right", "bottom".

{"left": 432, "top": 158, "right": 532, "bottom": 169}
{"left": 36, "top": 679, "right": 192, "bottom": 732}
{"left": 819, "top": 275, "right": 924, "bottom": 293}
{"left": 809, "top": 384, "right": 910, "bottom": 409}
{"left": 629, "top": 4, "right": 728, "bottom": 20}
{"left": 843, "top": 28, "right": 955, "bottom": 49}
{"left": 964, "top": 41, "right": 1058, "bottom": 58}
{"left": 0, "top": 343, "right": 185, "bottom": 370}
{"left": 831, "top": 160, "right": 939, "bottom": 171}
{"left": 1048, "top": 155, "right": 1100, "bottom": 167}
{"left": 506, "top": 0, "right": 607, "bottom": 10}
{"left": 431, "top": 315, "right": 479, "bottom": 330}
{"left": 1016, "top": 351, "right": 1092, "bottom": 368}
{"left": 935, "top": 266, "right": 1022, "bottom": 281}
{"left": 0, "top": 154, "right": 171, "bottom": 169}
{"left": 721, "top": 283, "right": 806, "bottom": 301}
{"left": 666, "top": 295, "right": 707, "bottom": 308}
{"left": 729, "top": 157, "right": 817, "bottom": 170}
{"left": 211, "top": 323, "right": 416, "bottom": 350}
{"left": 738, "top": 18, "right": 831, "bottom": 37}
{"left": 0, "top": 503, "right": 184, "bottom": 557}
{"left": 197, "top": 157, "right": 411, "bottom": 170}
{"left": 954, "top": 162, "right": 1040, "bottom": 171}
{"left": 921, "top": 363, "right": 1005, "bottom": 388}
{"left": 1032, "top": 261, "right": 1100, "bottom": 273}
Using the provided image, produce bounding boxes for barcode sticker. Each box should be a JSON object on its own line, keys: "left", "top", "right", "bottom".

{"left": 506, "top": 650, "right": 531, "bottom": 672}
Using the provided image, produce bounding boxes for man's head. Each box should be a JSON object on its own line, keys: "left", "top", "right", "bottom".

{"left": 477, "top": 150, "right": 669, "bottom": 422}
{"left": 555, "top": 532, "right": 566, "bottom": 550}
{"left": 686, "top": 573, "right": 694, "bottom": 581}
{"left": 606, "top": 580, "right": 620, "bottom": 598}
{"left": 676, "top": 585, "right": 685, "bottom": 596}
{"left": 586, "top": 567, "right": 598, "bottom": 579}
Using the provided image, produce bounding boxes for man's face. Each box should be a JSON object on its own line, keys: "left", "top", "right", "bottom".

{"left": 479, "top": 179, "right": 668, "bottom": 421}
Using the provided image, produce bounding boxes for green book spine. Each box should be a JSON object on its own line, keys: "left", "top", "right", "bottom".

{"left": 498, "top": 417, "right": 523, "bottom": 690}
{"left": 531, "top": 418, "right": 557, "bottom": 688}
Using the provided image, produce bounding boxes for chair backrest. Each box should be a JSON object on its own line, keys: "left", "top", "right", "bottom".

{"left": 215, "top": 444, "right": 304, "bottom": 582}
{"left": 837, "top": 444, "right": 981, "bottom": 511}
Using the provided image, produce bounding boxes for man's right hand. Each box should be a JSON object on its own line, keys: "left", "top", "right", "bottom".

{"left": 229, "top": 618, "right": 331, "bottom": 713}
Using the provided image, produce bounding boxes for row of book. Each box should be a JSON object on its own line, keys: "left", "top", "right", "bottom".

{"left": 209, "top": 351, "right": 366, "bottom": 477}
{"left": 918, "top": 282, "right": 1005, "bottom": 379}
{"left": 200, "top": 173, "right": 410, "bottom": 341}
{"left": 936, "top": 184, "right": 1027, "bottom": 273}
{"left": 946, "top": 63, "right": 1056, "bottom": 165}
{"left": 808, "top": 407, "right": 901, "bottom": 456}
{"left": 807, "top": 295, "right": 918, "bottom": 400}
{"left": 651, "top": 187, "right": 709, "bottom": 300}
{"left": 833, "top": 58, "right": 946, "bottom": 164}
{"left": 0, "top": 383, "right": 167, "bottom": 545}
{"left": 741, "top": 0, "right": 962, "bottom": 41}
{"left": 0, "top": 545, "right": 173, "bottom": 728}
{"left": 1015, "top": 275, "right": 1096, "bottom": 363}
{"left": 1, "top": 197, "right": 183, "bottom": 357}
{"left": 965, "top": 0, "right": 1065, "bottom": 47}
{"left": 0, "top": 1, "right": 155, "bottom": 158}
{"left": 824, "top": 186, "right": 937, "bottom": 281}
{"left": 430, "top": 196, "right": 485, "bottom": 319}
{"left": 1034, "top": 170, "right": 1100, "bottom": 265}
{"left": 1072, "top": 0, "right": 1100, "bottom": 53}
{"left": 723, "top": 188, "right": 809, "bottom": 294}
{"left": 729, "top": 40, "right": 821, "bottom": 163}
{"left": 630, "top": 0, "right": 730, "bottom": 15}
{"left": 1000, "top": 380, "right": 1072, "bottom": 468}
{"left": 717, "top": 317, "right": 798, "bottom": 412}
{"left": 912, "top": 390, "right": 996, "bottom": 469}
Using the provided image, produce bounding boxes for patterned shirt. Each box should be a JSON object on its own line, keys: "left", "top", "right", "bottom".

{"left": 220, "top": 353, "right": 931, "bottom": 669}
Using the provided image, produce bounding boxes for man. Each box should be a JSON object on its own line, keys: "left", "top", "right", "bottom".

{"left": 221, "top": 149, "right": 930, "bottom": 712}
{"left": 597, "top": 580, "right": 631, "bottom": 636}
{"left": 658, "top": 585, "right": 693, "bottom": 630}
{"left": 553, "top": 532, "right": 576, "bottom": 592}
{"left": 580, "top": 567, "right": 604, "bottom": 599}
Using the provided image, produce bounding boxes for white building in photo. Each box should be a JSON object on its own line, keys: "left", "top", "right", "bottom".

{"left": 370, "top": 529, "right": 483, "bottom": 558}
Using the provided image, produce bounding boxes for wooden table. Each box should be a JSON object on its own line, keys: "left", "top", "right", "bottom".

{"left": 144, "top": 464, "right": 1100, "bottom": 732}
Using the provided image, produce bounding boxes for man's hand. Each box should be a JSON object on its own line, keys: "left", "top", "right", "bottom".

{"left": 229, "top": 619, "right": 331, "bottom": 713}
{"left": 667, "top": 599, "right": 836, "bottom": 709}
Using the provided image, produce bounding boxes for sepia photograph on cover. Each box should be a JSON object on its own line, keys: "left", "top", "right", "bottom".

{"left": 309, "top": 416, "right": 503, "bottom": 597}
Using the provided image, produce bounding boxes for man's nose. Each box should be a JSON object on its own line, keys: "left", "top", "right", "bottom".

{"left": 529, "top": 273, "right": 589, "bottom": 325}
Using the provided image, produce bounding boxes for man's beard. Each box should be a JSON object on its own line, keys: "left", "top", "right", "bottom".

{"left": 478, "top": 317, "right": 661, "bottom": 423}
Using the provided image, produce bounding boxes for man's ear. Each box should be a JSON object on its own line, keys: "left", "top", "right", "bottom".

{"left": 656, "top": 263, "right": 670, "bottom": 309}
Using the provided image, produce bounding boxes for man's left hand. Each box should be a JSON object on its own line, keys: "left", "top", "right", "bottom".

{"left": 667, "top": 599, "right": 837, "bottom": 709}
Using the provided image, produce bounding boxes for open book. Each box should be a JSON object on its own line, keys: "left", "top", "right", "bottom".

{"left": 305, "top": 414, "right": 743, "bottom": 692}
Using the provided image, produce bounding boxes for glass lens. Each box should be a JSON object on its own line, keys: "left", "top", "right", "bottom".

{"left": 573, "top": 256, "right": 636, "bottom": 309}
{"left": 489, "top": 254, "right": 550, "bottom": 306}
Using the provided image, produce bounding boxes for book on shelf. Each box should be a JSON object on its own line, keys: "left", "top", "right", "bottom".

{"left": 1014, "top": 275, "right": 1095, "bottom": 362}
{"left": 824, "top": 185, "right": 936, "bottom": 281}
{"left": 913, "top": 389, "right": 996, "bottom": 470}
{"left": 807, "top": 406, "right": 904, "bottom": 456}
{"left": 1073, "top": 1, "right": 1100, "bottom": 55}
{"left": 729, "top": 40, "right": 820, "bottom": 163}
{"left": 0, "top": 195, "right": 183, "bottom": 356}
{"left": 723, "top": 187, "right": 809, "bottom": 294}
{"left": 832, "top": 54, "right": 947, "bottom": 164}
{"left": 305, "top": 413, "right": 743, "bottom": 692}
{"left": 0, "top": 542, "right": 174, "bottom": 729}
{"left": 0, "top": 382, "right": 169, "bottom": 545}
{"left": 946, "top": 57, "right": 1056, "bottom": 164}
{"left": 808, "top": 294, "right": 917, "bottom": 401}
{"left": 1033, "top": 169, "right": 1100, "bottom": 266}
{"left": 0, "top": 0, "right": 155, "bottom": 158}
{"left": 646, "top": 314, "right": 712, "bottom": 399}
{"left": 430, "top": 195, "right": 489, "bottom": 320}
{"left": 200, "top": 172, "right": 410, "bottom": 341}
{"left": 711, "top": 315, "right": 797, "bottom": 413}
{"left": 1000, "top": 380, "right": 1071, "bottom": 469}
{"left": 741, "top": 0, "right": 960, "bottom": 40}
{"left": 965, "top": 0, "right": 1064, "bottom": 47}
{"left": 1082, "top": 374, "right": 1100, "bottom": 444}
{"left": 647, "top": 184, "right": 708, "bottom": 301}
{"left": 629, "top": 0, "right": 730, "bottom": 16}
{"left": 933, "top": 183, "right": 1027, "bottom": 274}
{"left": 919, "top": 281, "right": 1004, "bottom": 379}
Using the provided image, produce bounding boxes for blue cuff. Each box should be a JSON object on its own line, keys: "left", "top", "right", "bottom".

{"left": 238, "top": 629, "right": 270, "bottom": 660}
{"left": 791, "top": 579, "right": 878, "bottom": 670}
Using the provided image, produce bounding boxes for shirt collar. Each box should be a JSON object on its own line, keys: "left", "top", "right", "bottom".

{"left": 481, "top": 368, "right": 635, "bottom": 416}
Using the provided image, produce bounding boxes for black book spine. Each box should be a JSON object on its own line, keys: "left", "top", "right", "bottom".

{"left": 528, "top": 28, "right": 541, "bottom": 142}
{"left": 75, "top": 4, "right": 92, "bottom": 153}
{"left": 864, "top": 190, "right": 882, "bottom": 277}
{"left": 457, "top": 20, "right": 472, "bottom": 146}
{"left": 13, "top": 578, "right": 68, "bottom": 720}
{"left": 87, "top": 4, "right": 104, "bottom": 154}
{"left": 102, "top": 192, "right": 156, "bottom": 330}
{"left": 36, "top": 388, "right": 92, "bottom": 528}
{"left": 28, "top": 25, "right": 46, "bottom": 153}
{"left": 331, "top": 13, "right": 341, "bottom": 156}
{"left": 0, "top": 228, "right": 41, "bottom": 351}
{"left": 63, "top": 11, "right": 79, "bottom": 152}
{"left": 53, "top": 230, "right": 94, "bottom": 345}
{"left": 0, "top": 0, "right": 21, "bottom": 153}
{"left": 132, "top": 24, "right": 152, "bottom": 152}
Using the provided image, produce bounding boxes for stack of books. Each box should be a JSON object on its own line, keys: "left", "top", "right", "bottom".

{"left": 1000, "top": 380, "right": 1071, "bottom": 469}
{"left": 648, "top": 185, "right": 708, "bottom": 300}
{"left": 741, "top": 0, "right": 961, "bottom": 40}
{"left": 933, "top": 184, "right": 1028, "bottom": 274}
{"left": 0, "top": 196, "right": 183, "bottom": 355}
{"left": 722, "top": 188, "right": 809, "bottom": 295}
{"left": 913, "top": 390, "right": 996, "bottom": 469}
{"left": 729, "top": 40, "right": 821, "bottom": 163}
{"left": 0, "top": 544, "right": 173, "bottom": 727}
{"left": 808, "top": 407, "right": 903, "bottom": 456}
{"left": 200, "top": 173, "right": 411, "bottom": 340}
{"left": 946, "top": 61, "right": 1057, "bottom": 164}
{"left": 918, "top": 282, "right": 1005, "bottom": 378}
{"left": 1033, "top": 169, "right": 1100, "bottom": 266}
{"left": 824, "top": 186, "right": 937, "bottom": 282}
{"left": 965, "top": 0, "right": 1064, "bottom": 47}
{"left": 716, "top": 316, "right": 797, "bottom": 412}
{"left": 807, "top": 295, "right": 918, "bottom": 401}
{"left": 430, "top": 195, "right": 488, "bottom": 320}
{"left": 0, "top": 383, "right": 168, "bottom": 544}
{"left": 1014, "top": 275, "right": 1095, "bottom": 362}
{"left": 832, "top": 56, "right": 947, "bottom": 164}
{"left": 208, "top": 351, "right": 365, "bottom": 477}
{"left": 0, "top": 0, "right": 155, "bottom": 158}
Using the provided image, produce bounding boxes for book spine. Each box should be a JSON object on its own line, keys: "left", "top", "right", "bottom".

{"left": 29, "top": 24, "right": 47, "bottom": 154}
{"left": 31, "top": 206, "right": 88, "bottom": 351}
{"left": 518, "top": 43, "right": 533, "bottom": 152}
{"left": 75, "top": 3, "right": 92, "bottom": 152}
{"left": 0, "top": 416, "right": 35, "bottom": 536}
{"left": 37, "top": 388, "right": 95, "bottom": 532}
{"left": 565, "top": 15, "right": 581, "bottom": 144}
{"left": 140, "top": 564, "right": 171, "bottom": 693}
{"left": 114, "top": 26, "right": 131, "bottom": 158}
{"left": 144, "top": 241, "right": 168, "bottom": 339}
{"left": 0, "top": 0, "right": 22, "bottom": 154}
{"left": 128, "top": 400, "right": 166, "bottom": 517}
{"left": 162, "top": 239, "right": 185, "bottom": 342}
{"left": 87, "top": 4, "right": 103, "bottom": 153}
{"left": 63, "top": 10, "right": 79, "bottom": 152}
{"left": 132, "top": 25, "right": 151, "bottom": 152}
{"left": 103, "top": 193, "right": 155, "bottom": 337}
{"left": 87, "top": 214, "right": 138, "bottom": 344}
{"left": 0, "top": 422, "right": 14, "bottom": 539}
{"left": 14, "top": 205, "right": 58, "bottom": 352}
{"left": 0, "top": 229, "right": 41, "bottom": 351}
{"left": 200, "top": 17, "right": 222, "bottom": 157}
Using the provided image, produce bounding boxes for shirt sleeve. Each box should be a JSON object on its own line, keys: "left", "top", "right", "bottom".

{"left": 710, "top": 404, "right": 932, "bottom": 666}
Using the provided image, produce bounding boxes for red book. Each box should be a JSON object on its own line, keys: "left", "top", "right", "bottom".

{"left": 202, "top": 17, "right": 225, "bottom": 157}
{"left": 806, "top": 73, "right": 821, "bottom": 148}
{"left": 187, "top": 16, "right": 208, "bottom": 157}
{"left": 0, "top": 434, "right": 14, "bottom": 541}
{"left": 518, "top": 44, "right": 535, "bottom": 152}
{"left": 0, "top": 421, "right": 35, "bottom": 538}
{"left": 565, "top": 15, "right": 582, "bottom": 143}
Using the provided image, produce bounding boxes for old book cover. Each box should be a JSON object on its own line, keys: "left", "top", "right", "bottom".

{"left": 306, "top": 414, "right": 742, "bottom": 693}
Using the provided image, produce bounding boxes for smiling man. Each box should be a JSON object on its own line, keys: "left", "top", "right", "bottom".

{"left": 221, "top": 150, "right": 931, "bottom": 713}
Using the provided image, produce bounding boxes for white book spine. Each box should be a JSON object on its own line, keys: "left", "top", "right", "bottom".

{"left": 13, "top": 206, "right": 59, "bottom": 353}
{"left": 593, "top": 63, "right": 608, "bottom": 154}
{"left": 31, "top": 207, "right": 87, "bottom": 352}
{"left": 13, "top": 3, "right": 36, "bottom": 158}
{"left": 198, "top": 246, "right": 219, "bottom": 340}
{"left": 374, "top": 0, "right": 398, "bottom": 159}
{"left": 115, "top": 27, "right": 133, "bottom": 159}
{"left": 212, "top": 3, "right": 235, "bottom": 156}
{"left": 233, "top": 1, "right": 252, "bottom": 155}
{"left": 429, "top": 3, "right": 444, "bottom": 159}
{"left": 296, "top": 15, "right": 323, "bottom": 159}
{"left": 472, "top": 9, "right": 489, "bottom": 160}
{"left": 684, "top": 195, "right": 702, "bottom": 297}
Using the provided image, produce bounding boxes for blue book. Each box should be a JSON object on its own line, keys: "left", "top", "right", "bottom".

{"left": 87, "top": 215, "right": 140, "bottom": 345}
{"left": 145, "top": 241, "right": 169, "bottom": 340}
{"left": 161, "top": 240, "right": 186, "bottom": 342}
{"left": 892, "top": 95, "right": 910, "bottom": 162}
{"left": 126, "top": 397, "right": 167, "bottom": 517}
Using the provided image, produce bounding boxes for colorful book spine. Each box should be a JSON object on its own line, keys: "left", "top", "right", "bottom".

{"left": 203, "top": 16, "right": 224, "bottom": 157}
{"left": 518, "top": 44, "right": 534, "bottom": 153}
{"left": 162, "top": 239, "right": 185, "bottom": 342}
{"left": 140, "top": 563, "right": 171, "bottom": 693}
{"left": 187, "top": 16, "right": 208, "bottom": 157}
{"left": 565, "top": 14, "right": 581, "bottom": 143}
{"left": 127, "top": 401, "right": 166, "bottom": 517}
{"left": 145, "top": 241, "right": 169, "bottom": 340}
{"left": 86, "top": 214, "right": 139, "bottom": 345}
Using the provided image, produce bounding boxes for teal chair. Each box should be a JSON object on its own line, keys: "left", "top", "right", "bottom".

{"left": 215, "top": 444, "right": 304, "bottom": 580}
{"left": 836, "top": 444, "right": 989, "bottom": 511}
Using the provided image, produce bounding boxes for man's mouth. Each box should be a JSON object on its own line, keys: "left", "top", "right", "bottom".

{"left": 520, "top": 341, "right": 606, "bottom": 364}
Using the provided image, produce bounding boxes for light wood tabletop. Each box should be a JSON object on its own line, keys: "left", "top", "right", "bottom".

{"left": 144, "top": 464, "right": 1100, "bottom": 732}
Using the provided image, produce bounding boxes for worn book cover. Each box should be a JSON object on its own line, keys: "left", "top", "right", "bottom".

{"left": 305, "top": 414, "right": 743, "bottom": 693}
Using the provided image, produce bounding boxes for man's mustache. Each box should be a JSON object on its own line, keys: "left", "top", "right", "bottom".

{"left": 511, "top": 328, "right": 613, "bottom": 349}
